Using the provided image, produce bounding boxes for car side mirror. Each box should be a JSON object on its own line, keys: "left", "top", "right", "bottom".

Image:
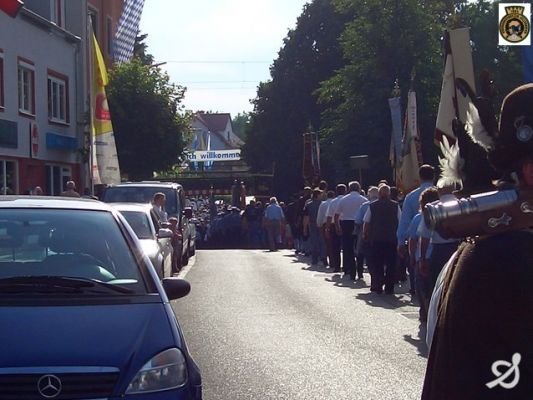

{"left": 157, "top": 228, "right": 173, "bottom": 239}
{"left": 162, "top": 277, "right": 191, "bottom": 300}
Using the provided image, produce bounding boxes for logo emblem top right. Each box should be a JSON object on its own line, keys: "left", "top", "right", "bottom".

{"left": 499, "top": 4, "right": 531, "bottom": 45}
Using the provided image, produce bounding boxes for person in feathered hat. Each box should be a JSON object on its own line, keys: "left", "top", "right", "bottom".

{"left": 421, "top": 82, "right": 533, "bottom": 400}
{"left": 490, "top": 83, "right": 533, "bottom": 184}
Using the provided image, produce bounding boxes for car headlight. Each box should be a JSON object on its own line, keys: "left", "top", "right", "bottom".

{"left": 126, "top": 348, "right": 188, "bottom": 393}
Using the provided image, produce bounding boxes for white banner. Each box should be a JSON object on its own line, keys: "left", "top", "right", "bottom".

{"left": 186, "top": 149, "right": 241, "bottom": 162}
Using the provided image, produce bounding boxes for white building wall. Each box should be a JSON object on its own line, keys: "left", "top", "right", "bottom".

{"left": 0, "top": 9, "right": 80, "bottom": 164}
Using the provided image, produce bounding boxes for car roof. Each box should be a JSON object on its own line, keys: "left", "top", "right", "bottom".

{"left": 109, "top": 203, "right": 153, "bottom": 212}
{"left": 107, "top": 181, "right": 182, "bottom": 189}
{"left": 0, "top": 196, "right": 114, "bottom": 211}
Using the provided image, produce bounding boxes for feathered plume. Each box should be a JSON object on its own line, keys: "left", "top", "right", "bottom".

{"left": 437, "top": 135, "right": 464, "bottom": 189}
{"left": 456, "top": 77, "right": 496, "bottom": 151}
{"left": 465, "top": 101, "right": 494, "bottom": 151}
{"left": 449, "top": 75, "right": 498, "bottom": 195}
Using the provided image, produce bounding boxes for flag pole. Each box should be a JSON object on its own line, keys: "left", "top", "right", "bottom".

{"left": 87, "top": 17, "right": 95, "bottom": 196}
{"left": 390, "top": 79, "right": 401, "bottom": 185}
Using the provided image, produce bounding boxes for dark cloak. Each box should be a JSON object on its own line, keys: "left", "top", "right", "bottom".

{"left": 422, "top": 230, "right": 533, "bottom": 400}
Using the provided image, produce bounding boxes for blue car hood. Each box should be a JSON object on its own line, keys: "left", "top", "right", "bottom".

{"left": 0, "top": 301, "right": 179, "bottom": 369}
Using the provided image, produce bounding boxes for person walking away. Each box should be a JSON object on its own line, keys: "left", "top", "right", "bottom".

{"left": 31, "top": 186, "right": 44, "bottom": 195}
{"left": 279, "top": 202, "right": 291, "bottom": 248}
{"left": 317, "top": 190, "right": 335, "bottom": 267}
{"left": 242, "top": 200, "right": 261, "bottom": 248}
{"left": 407, "top": 187, "right": 439, "bottom": 321}
{"left": 61, "top": 180, "right": 81, "bottom": 197}
{"left": 335, "top": 181, "right": 367, "bottom": 280}
{"left": 418, "top": 185, "right": 459, "bottom": 303}
{"left": 302, "top": 189, "right": 323, "bottom": 265}
{"left": 263, "top": 197, "right": 285, "bottom": 251}
{"left": 325, "top": 184, "right": 347, "bottom": 273}
{"left": 255, "top": 201, "right": 266, "bottom": 248}
{"left": 363, "top": 185, "right": 401, "bottom": 294}
{"left": 396, "top": 165, "right": 435, "bottom": 279}
{"left": 296, "top": 187, "right": 312, "bottom": 255}
{"left": 318, "top": 180, "right": 328, "bottom": 200}
{"left": 355, "top": 186, "right": 379, "bottom": 281}
{"left": 168, "top": 217, "right": 181, "bottom": 273}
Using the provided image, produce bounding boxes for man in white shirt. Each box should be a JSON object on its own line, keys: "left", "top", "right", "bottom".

{"left": 317, "top": 190, "right": 335, "bottom": 267}
{"left": 335, "top": 181, "right": 367, "bottom": 280}
{"left": 325, "top": 184, "right": 346, "bottom": 272}
{"left": 152, "top": 192, "right": 168, "bottom": 225}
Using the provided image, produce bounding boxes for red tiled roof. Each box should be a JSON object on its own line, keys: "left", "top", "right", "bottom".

{"left": 195, "top": 113, "right": 231, "bottom": 133}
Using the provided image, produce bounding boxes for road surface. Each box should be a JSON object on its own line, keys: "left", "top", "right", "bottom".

{"left": 173, "top": 249, "right": 428, "bottom": 400}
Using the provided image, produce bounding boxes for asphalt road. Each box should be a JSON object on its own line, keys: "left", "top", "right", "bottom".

{"left": 173, "top": 249, "right": 428, "bottom": 400}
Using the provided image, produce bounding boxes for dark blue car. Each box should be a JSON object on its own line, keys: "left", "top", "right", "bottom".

{"left": 0, "top": 197, "right": 201, "bottom": 399}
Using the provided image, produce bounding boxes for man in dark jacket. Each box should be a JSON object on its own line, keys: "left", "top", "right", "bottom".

{"left": 362, "top": 184, "right": 401, "bottom": 294}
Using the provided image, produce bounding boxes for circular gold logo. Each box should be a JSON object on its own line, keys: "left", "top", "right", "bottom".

{"left": 500, "top": 9, "right": 530, "bottom": 43}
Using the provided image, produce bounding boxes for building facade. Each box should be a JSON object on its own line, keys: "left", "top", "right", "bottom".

{"left": 190, "top": 112, "right": 245, "bottom": 172}
{"left": 0, "top": 0, "right": 124, "bottom": 195}
{"left": 87, "top": 0, "right": 123, "bottom": 67}
{"left": 0, "top": 6, "right": 81, "bottom": 195}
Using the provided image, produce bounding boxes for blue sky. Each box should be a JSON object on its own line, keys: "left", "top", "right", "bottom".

{"left": 139, "top": 0, "right": 309, "bottom": 117}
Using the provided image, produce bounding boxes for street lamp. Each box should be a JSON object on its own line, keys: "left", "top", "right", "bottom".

{"left": 149, "top": 61, "right": 167, "bottom": 68}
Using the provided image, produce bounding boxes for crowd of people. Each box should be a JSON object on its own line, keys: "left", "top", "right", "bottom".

{"left": 195, "top": 164, "right": 455, "bottom": 314}
{"left": 248, "top": 164, "right": 454, "bottom": 306}
{"left": 26, "top": 180, "right": 93, "bottom": 198}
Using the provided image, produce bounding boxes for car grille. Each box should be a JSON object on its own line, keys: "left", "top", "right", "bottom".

{"left": 0, "top": 372, "right": 118, "bottom": 400}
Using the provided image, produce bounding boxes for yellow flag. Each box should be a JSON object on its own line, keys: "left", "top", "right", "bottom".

{"left": 91, "top": 34, "right": 121, "bottom": 185}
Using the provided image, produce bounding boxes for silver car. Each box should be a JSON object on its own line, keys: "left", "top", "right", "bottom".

{"left": 111, "top": 203, "right": 174, "bottom": 279}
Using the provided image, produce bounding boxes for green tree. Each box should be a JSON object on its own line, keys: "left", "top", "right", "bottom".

{"left": 243, "top": 0, "right": 351, "bottom": 199}
{"left": 318, "top": 0, "right": 451, "bottom": 187}
{"left": 458, "top": 0, "right": 522, "bottom": 105}
{"left": 107, "top": 59, "right": 189, "bottom": 180}
{"left": 133, "top": 33, "right": 154, "bottom": 66}
{"left": 231, "top": 112, "right": 250, "bottom": 140}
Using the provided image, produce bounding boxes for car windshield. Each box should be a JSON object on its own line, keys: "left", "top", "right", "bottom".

{"left": 0, "top": 209, "right": 146, "bottom": 295}
{"left": 103, "top": 187, "right": 178, "bottom": 215}
{"left": 120, "top": 210, "right": 153, "bottom": 240}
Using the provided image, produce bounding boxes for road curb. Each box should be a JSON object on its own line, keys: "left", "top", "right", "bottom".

{"left": 177, "top": 254, "right": 195, "bottom": 279}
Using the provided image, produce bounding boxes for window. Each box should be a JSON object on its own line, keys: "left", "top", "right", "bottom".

{"left": 0, "top": 50, "right": 4, "bottom": 109}
{"left": 106, "top": 16, "right": 113, "bottom": 56}
{"left": 17, "top": 59, "right": 35, "bottom": 116}
{"left": 47, "top": 71, "right": 69, "bottom": 124}
{"left": 51, "top": 0, "right": 65, "bottom": 28}
{"left": 0, "top": 160, "right": 17, "bottom": 194}
{"left": 45, "top": 165, "right": 71, "bottom": 195}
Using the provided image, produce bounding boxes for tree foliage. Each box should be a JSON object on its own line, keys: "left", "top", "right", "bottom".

{"left": 317, "top": 0, "right": 450, "bottom": 186}
{"left": 458, "top": 0, "right": 522, "bottom": 106}
{"left": 107, "top": 59, "right": 189, "bottom": 180}
{"left": 243, "top": 0, "right": 526, "bottom": 198}
{"left": 243, "top": 0, "right": 350, "bottom": 200}
{"left": 231, "top": 112, "right": 251, "bottom": 140}
{"left": 133, "top": 33, "right": 154, "bottom": 66}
